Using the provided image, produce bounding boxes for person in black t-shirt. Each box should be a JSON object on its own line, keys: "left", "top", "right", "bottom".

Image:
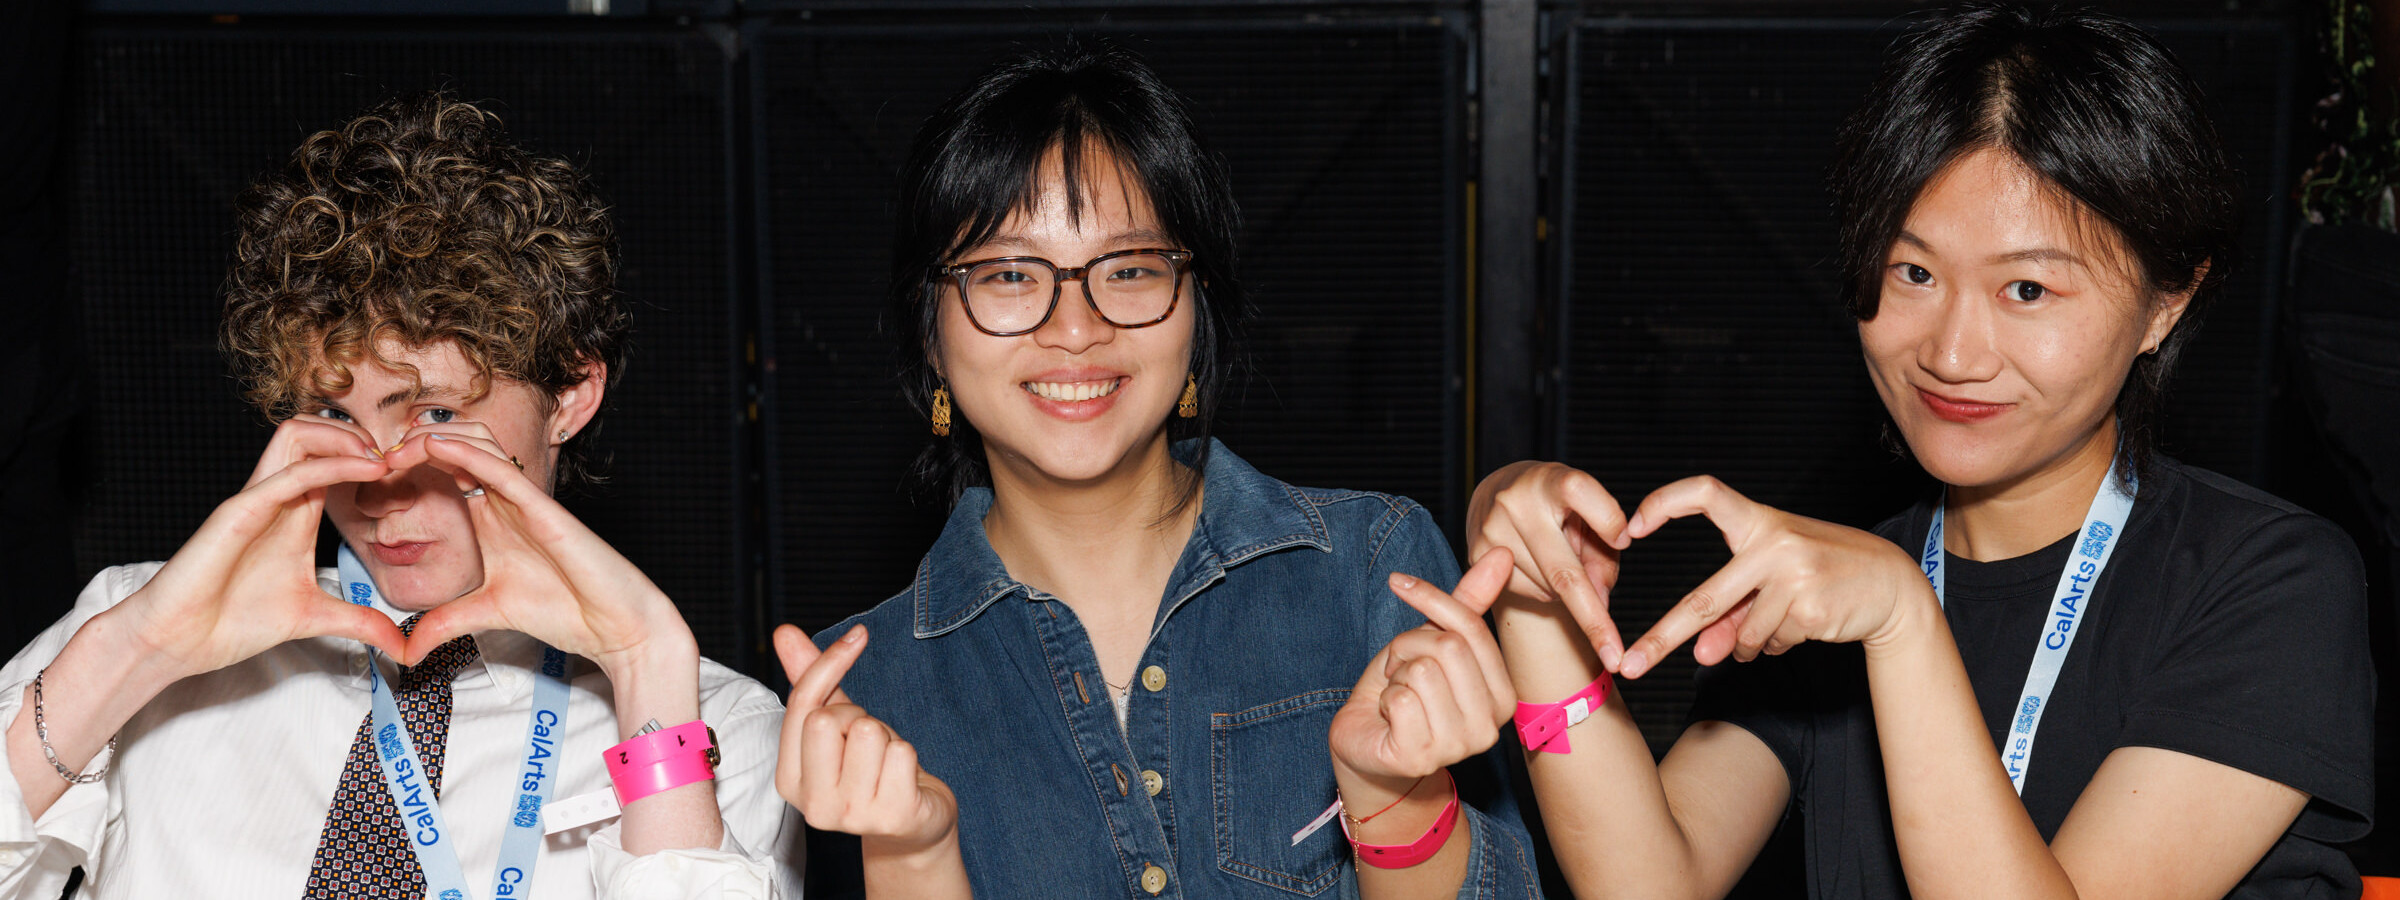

{"left": 1423, "top": 5, "right": 2376, "bottom": 899}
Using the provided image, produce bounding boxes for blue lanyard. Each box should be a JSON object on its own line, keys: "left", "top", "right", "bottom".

{"left": 338, "top": 545, "right": 573, "bottom": 900}
{"left": 1920, "top": 457, "right": 2136, "bottom": 795}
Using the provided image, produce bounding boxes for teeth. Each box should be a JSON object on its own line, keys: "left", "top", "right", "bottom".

{"left": 1024, "top": 378, "right": 1123, "bottom": 402}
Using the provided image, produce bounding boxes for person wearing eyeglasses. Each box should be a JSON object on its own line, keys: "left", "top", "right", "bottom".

{"left": 763, "top": 43, "right": 1541, "bottom": 899}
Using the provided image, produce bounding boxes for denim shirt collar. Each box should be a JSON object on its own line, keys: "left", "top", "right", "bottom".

{"left": 908, "top": 438, "right": 1333, "bottom": 639}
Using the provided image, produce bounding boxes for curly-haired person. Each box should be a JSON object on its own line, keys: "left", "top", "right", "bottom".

{"left": 0, "top": 94, "right": 801, "bottom": 899}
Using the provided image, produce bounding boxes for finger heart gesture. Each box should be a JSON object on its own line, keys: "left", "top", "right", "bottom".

{"left": 771, "top": 624, "right": 959, "bottom": 856}
{"left": 1329, "top": 548, "right": 1520, "bottom": 785}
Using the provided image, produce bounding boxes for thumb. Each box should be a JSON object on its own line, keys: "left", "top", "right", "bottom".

{"left": 401, "top": 595, "right": 512, "bottom": 665}
{"left": 302, "top": 599, "right": 410, "bottom": 661}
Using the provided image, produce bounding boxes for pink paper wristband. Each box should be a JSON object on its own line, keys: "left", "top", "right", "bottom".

{"left": 1512, "top": 672, "right": 1611, "bottom": 754}
{"left": 603, "top": 720, "right": 719, "bottom": 806}
{"left": 1340, "top": 770, "right": 1460, "bottom": 870}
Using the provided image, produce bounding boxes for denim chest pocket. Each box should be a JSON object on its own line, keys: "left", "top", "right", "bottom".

{"left": 1210, "top": 688, "right": 1353, "bottom": 895}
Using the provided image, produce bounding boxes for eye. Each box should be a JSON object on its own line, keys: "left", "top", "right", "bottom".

{"left": 1893, "top": 263, "right": 1933, "bottom": 285}
{"left": 2006, "top": 280, "right": 2049, "bottom": 303}
{"left": 413, "top": 408, "right": 458, "bottom": 426}
{"left": 311, "top": 407, "right": 353, "bottom": 424}
{"left": 1106, "top": 265, "right": 1161, "bottom": 283}
{"left": 978, "top": 268, "right": 1038, "bottom": 285}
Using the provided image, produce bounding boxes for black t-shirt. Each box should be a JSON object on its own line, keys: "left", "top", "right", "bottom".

{"left": 1690, "top": 458, "right": 2375, "bottom": 899}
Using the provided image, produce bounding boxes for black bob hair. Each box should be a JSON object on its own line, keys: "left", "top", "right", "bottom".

{"left": 1830, "top": 3, "right": 2240, "bottom": 479}
{"left": 888, "top": 41, "right": 1247, "bottom": 507}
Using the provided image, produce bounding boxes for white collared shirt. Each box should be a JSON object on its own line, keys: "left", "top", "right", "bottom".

{"left": 0, "top": 562, "right": 802, "bottom": 899}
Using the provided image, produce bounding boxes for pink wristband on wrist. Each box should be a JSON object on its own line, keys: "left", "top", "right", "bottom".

{"left": 1340, "top": 769, "right": 1460, "bottom": 870}
{"left": 1512, "top": 672, "right": 1611, "bottom": 754}
{"left": 603, "top": 720, "right": 719, "bottom": 806}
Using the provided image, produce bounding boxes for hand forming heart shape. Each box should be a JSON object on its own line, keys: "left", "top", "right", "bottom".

{"left": 107, "top": 415, "right": 404, "bottom": 683}
{"left": 1469, "top": 463, "right": 1933, "bottom": 681}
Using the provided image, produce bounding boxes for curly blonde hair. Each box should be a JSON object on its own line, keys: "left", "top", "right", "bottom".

{"left": 221, "top": 92, "right": 626, "bottom": 482}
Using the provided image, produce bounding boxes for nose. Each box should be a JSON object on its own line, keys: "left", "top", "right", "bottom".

{"left": 350, "top": 461, "right": 440, "bottom": 520}
{"left": 1918, "top": 287, "right": 2003, "bottom": 384}
{"left": 1031, "top": 278, "right": 1114, "bottom": 355}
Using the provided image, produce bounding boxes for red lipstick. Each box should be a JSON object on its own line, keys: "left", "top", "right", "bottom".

{"left": 1916, "top": 388, "right": 2011, "bottom": 424}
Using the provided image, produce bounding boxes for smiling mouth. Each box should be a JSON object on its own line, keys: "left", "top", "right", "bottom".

{"left": 1023, "top": 377, "right": 1125, "bottom": 403}
{"left": 1916, "top": 387, "right": 2011, "bottom": 423}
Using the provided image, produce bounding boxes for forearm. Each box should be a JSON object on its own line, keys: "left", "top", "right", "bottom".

{"left": 863, "top": 832, "right": 971, "bottom": 899}
{"left": 1495, "top": 597, "right": 1716, "bottom": 900}
{"left": 1864, "top": 591, "right": 2076, "bottom": 900}
{"left": 6, "top": 608, "right": 182, "bottom": 819}
{"left": 604, "top": 638, "right": 724, "bottom": 857}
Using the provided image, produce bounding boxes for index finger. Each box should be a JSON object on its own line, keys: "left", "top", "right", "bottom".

{"left": 1624, "top": 475, "right": 1763, "bottom": 547}
{"left": 1512, "top": 510, "right": 1624, "bottom": 671}
{"left": 1620, "top": 546, "right": 1772, "bottom": 679}
{"left": 414, "top": 433, "right": 548, "bottom": 505}
{"left": 249, "top": 417, "right": 382, "bottom": 487}
{"left": 1387, "top": 552, "right": 1516, "bottom": 709}
{"left": 1552, "top": 467, "right": 1632, "bottom": 550}
{"left": 779, "top": 623, "right": 862, "bottom": 711}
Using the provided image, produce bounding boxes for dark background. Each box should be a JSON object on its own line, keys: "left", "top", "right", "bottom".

{"left": 2, "top": 0, "right": 2390, "bottom": 887}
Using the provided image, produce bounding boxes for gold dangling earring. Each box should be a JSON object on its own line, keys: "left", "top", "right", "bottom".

{"left": 1177, "top": 374, "right": 1199, "bottom": 418}
{"left": 930, "top": 386, "right": 953, "bottom": 436}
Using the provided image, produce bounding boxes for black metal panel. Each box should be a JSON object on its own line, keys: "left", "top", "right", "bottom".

{"left": 66, "top": 23, "right": 752, "bottom": 667}
{"left": 76, "top": 0, "right": 714, "bottom": 18}
{"left": 1557, "top": 14, "right": 2296, "bottom": 746}
{"left": 753, "top": 13, "right": 1470, "bottom": 635}
{"left": 1479, "top": 0, "right": 1542, "bottom": 476}
{"left": 83, "top": 1, "right": 591, "bottom": 14}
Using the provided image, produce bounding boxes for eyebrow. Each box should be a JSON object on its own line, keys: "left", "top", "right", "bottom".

{"left": 373, "top": 384, "right": 468, "bottom": 412}
{"left": 1988, "top": 247, "right": 2085, "bottom": 267}
{"left": 1893, "top": 231, "right": 2085, "bottom": 268}
{"left": 976, "top": 228, "right": 1179, "bottom": 255}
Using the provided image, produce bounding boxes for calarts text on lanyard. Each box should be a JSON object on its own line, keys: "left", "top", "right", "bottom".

{"left": 339, "top": 545, "right": 573, "bottom": 900}
{"left": 1920, "top": 457, "right": 2136, "bottom": 796}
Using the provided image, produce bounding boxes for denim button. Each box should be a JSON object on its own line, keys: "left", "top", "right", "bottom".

{"left": 1141, "top": 665, "right": 1166, "bottom": 692}
{"left": 1140, "top": 769, "right": 1163, "bottom": 796}
{"left": 1140, "top": 864, "right": 1167, "bottom": 894}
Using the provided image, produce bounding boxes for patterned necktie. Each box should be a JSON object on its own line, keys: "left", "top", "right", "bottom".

{"left": 303, "top": 616, "right": 480, "bottom": 899}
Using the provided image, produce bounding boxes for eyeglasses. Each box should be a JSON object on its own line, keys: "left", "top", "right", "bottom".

{"left": 932, "top": 248, "right": 1194, "bottom": 337}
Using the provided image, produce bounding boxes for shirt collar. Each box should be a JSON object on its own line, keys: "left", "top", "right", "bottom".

{"left": 319, "top": 569, "right": 540, "bottom": 695}
{"left": 909, "top": 438, "right": 1332, "bottom": 639}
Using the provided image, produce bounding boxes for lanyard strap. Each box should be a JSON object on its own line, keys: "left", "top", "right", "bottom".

{"left": 339, "top": 545, "right": 573, "bottom": 900}
{"left": 1920, "top": 456, "right": 2136, "bottom": 795}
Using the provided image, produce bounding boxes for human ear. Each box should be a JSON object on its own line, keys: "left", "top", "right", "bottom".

{"left": 547, "top": 362, "right": 607, "bottom": 445}
{"left": 2141, "top": 259, "right": 2208, "bottom": 354}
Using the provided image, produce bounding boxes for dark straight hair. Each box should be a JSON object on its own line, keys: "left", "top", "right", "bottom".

{"left": 1829, "top": 2, "right": 2241, "bottom": 478}
{"left": 888, "top": 41, "right": 1247, "bottom": 507}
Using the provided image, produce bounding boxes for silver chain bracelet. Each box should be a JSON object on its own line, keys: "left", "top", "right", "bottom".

{"left": 33, "top": 669, "right": 118, "bottom": 785}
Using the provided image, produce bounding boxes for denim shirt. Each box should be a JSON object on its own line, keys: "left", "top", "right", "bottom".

{"left": 817, "top": 440, "right": 1541, "bottom": 899}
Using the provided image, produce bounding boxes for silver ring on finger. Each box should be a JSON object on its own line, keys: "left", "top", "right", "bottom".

{"left": 461, "top": 487, "right": 487, "bottom": 499}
